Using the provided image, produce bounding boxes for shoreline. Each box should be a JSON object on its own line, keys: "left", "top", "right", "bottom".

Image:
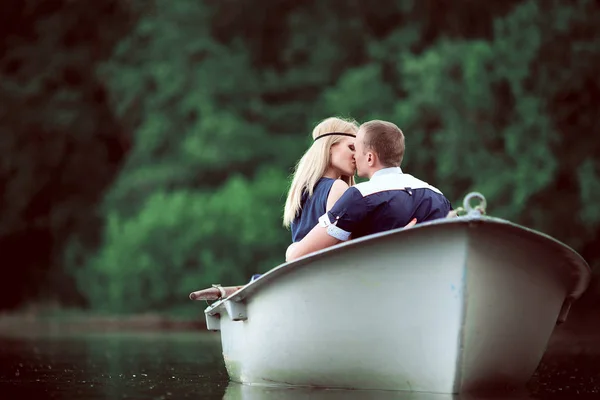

{"left": 0, "top": 310, "right": 598, "bottom": 356}
{"left": 0, "top": 312, "right": 204, "bottom": 335}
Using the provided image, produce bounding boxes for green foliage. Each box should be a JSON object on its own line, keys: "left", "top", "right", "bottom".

{"left": 578, "top": 159, "right": 600, "bottom": 227}
{"left": 0, "top": 0, "right": 133, "bottom": 307}
{"left": 322, "top": 0, "right": 600, "bottom": 247}
{"left": 77, "top": 0, "right": 599, "bottom": 312}
{"left": 3, "top": 0, "right": 599, "bottom": 312}
{"left": 396, "top": 2, "right": 558, "bottom": 218}
{"left": 80, "top": 168, "right": 289, "bottom": 313}
{"left": 96, "top": 1, "right": 303, "bottom": 217}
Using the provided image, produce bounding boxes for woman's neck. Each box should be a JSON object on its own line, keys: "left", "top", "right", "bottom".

{"left": 322, "top": 167, "right": 340, "bottom": 180}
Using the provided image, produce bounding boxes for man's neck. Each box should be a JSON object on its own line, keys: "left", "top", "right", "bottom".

{"left": 369, "top": 166, "right": 402, "bottom": 180}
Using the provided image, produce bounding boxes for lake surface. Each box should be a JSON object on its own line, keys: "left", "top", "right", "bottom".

{"left": 0, "top": 330, "right": 599, "bottom": 399}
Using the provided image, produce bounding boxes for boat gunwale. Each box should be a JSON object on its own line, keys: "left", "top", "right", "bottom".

{"left": 204, "top": 216, "right": 592, "bottom": 316}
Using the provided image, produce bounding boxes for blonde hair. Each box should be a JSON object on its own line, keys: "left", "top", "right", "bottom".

{"left": 283, "top": 117, "right": 359, "bottom": 228}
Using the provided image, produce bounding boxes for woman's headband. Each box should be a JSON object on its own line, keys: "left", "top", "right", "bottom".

{"left": 313, "top": 132, "right": 356, "bottom": 142}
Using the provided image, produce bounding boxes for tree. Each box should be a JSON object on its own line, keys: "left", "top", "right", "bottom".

{"left": 0, "top": 0, "right": 133, "bottom": 309}
{"left": 79, "top": 0, "right": 600, "bottom": 313}
{"left": 322, "top": 0, "right": 600, "bottom": 273}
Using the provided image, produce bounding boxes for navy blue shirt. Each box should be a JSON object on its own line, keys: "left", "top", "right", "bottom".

{"left": 319, "top": 168, "right": 452, "bottom": 241}
{"left": 291, "top": 177, "right": 336, "bottom": 242}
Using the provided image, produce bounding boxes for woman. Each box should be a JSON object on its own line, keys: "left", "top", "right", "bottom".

{"left": 283, "top": 116, "right": 359, "bottom": 243}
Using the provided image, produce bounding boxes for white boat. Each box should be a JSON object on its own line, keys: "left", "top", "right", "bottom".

{"left": 192, "top": 193, "right": 591, "bottom": 395}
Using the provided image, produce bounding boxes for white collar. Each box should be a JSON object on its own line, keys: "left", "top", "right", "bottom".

{"left": 371, "top": 167, "right": 403, "bottom": 179}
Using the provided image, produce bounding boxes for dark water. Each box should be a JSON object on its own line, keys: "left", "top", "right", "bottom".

{"left": 0, "top": 331, "right": 599, "bottom": 399}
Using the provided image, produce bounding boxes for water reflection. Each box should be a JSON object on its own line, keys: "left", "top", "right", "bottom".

{"left": 223, "top": 382, "right": 533, "bottom": 400}
{"left": 0, "top": 330, "right": 598, "bottom": 399}
{"left": 0, "top": 331, "right": 230, "bottom": 399}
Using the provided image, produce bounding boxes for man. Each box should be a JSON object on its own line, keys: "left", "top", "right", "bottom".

{"left": 286, "top": 119, "right": 452, "bottom": 261}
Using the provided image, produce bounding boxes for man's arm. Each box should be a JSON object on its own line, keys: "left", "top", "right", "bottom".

{"left": 286, "top": 216, "right": 417, "bottom": 262}
{"left": 285, "top": 223, "right": 340, "bottom": 262}
{"left": 286, "top": 187, "right": 365, "bottom": 262}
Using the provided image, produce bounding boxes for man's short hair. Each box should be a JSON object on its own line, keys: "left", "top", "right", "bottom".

{"left": 361, "top": 120, "right": 405, "bottom": 167}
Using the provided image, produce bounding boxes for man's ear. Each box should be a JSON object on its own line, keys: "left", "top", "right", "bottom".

{"left": 367, "top": 151, "right": 375, "bottom": 166}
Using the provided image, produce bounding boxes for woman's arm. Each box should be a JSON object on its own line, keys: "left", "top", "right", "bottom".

{"left": 326, "top": 179, "right": 349, "bottom": 211}
{"left": 285, "top": 242, "right": 298, "bottom": 261}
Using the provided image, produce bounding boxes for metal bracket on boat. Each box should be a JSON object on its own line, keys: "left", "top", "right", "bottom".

{"left": 203, "top": 298, "right": 248, "bottom": 330}
{"left": 225, "top": 300, "right": 248, "bottom": 321}
{"left": 205, "top": 313, "right": 221, "bottom": 331}
{"left": 212, "top": 284, "right": 228, "bottom": 298}
{"left": 462, "top": 192, "right": 487, "bottom": 217}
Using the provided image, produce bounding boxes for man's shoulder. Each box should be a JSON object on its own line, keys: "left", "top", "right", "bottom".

{"left": 352, "top": 176, "right": 407, "bottom": 197}
{"left": 352, "top": 181, "right": 375, "bottom": 197}
{"left": 355, "top": 173, "right": 444, "bottom": 197}
{"left": 339, "top": 185, "right": 364, "bottom": 200}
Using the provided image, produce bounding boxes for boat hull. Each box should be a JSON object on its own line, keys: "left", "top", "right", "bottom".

{"left": 204, "top": 217, "right": 590, "bottom": 394}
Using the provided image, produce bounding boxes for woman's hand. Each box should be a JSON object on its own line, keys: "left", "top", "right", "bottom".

{"left": 403, "top": 218, "right": 417, "bottom": 229}
{"left": 285, "top": 242, "right": 298, "bottom": 262}
{"left": 447, "top": 210, "right": 458, "bottom": 218}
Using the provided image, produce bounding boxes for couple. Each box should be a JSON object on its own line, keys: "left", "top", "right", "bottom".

{"left": 283, "top": 117, "right": 453, "bottom": 262}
